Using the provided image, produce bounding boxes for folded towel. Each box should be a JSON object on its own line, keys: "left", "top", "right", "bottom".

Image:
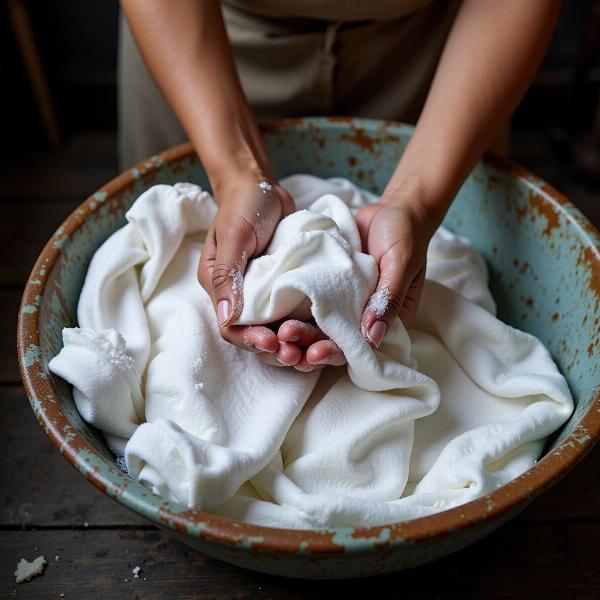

{"left": 49, "top": 175, "right": 573, "bottom": 528}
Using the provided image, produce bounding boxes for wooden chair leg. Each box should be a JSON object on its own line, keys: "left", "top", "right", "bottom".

{"left": 6, "top": 0, "right": 61, "bottom": 145}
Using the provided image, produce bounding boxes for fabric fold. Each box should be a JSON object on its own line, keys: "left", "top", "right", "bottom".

{"left": 48, "top": 175, "right": 573, "bottom": 528}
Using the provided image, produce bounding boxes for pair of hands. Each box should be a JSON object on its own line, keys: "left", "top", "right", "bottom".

{"left": 197, "top": 175, "right": 431, "bottom": 372}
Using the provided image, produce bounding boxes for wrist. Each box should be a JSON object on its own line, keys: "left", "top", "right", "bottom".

{"left": 190, "top": 107, "right": 275, "bottom": 200}
{"left": 208, "top": 150, "right": 273, "bottom": 200}
{"left": 380, "top": 176, "right": 443, "bottom": 239}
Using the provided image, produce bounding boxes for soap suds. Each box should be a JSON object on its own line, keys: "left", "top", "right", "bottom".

{"left": 14, "top": 556, "right": 46, "bottom": 584}
{"left": 366, "top": 283, "right": 390, "bottom": 317}
{"left": 230, "top": 268, "right": 243, "bottom": 294}
{"left": 229, "top": 250, "right": 246, "bottom": 317}
{"left": 258, "top": 180, "right": 272, "bottom": 193}
{"left": 229, "top": 267, "right": 244, "bottom": 318}
{"left": 242, "top": 326, "right": 251, "bottom": 350}
{"left": 115, "top": 455, "right": 128, "bottom": 474}
{"left": 230, "top": 251, "right": 246, "bottom": 296}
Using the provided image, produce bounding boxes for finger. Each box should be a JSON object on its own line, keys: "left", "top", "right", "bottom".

{"left": 275, "top": 342, "right": 302, "bottom": 366}
{"left": 293, "top": 352, "right": 326, "bottom": 373}
{"left": 256, "top": 343, "right": 301, "bottom": 367}
{"left": 197, "top": 225, "right": 217, "bottom": 296}
{"left": 277, "top": 320, "right": 326, "bottom": 346}
{"left": 212, "top": 219, "right": 257, "bottom": 327}
{"left": 220, "top": 325, "right": 279, "bottom": 353}
{"left": 360, "top": 249, "right": 414, "bottom": 349}
{"left": 306, "top": 340, "right": 347, "bottom": 366}
{"left": 354, "top": 204, "right": 381, "bottom": 252}
{"left": 398, "top": 265, "right": 426, "bottom": 329}
{"left": 257, "top": 352, "right": 286, "bottom": 367}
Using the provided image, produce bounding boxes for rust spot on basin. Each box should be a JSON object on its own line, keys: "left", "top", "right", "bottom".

{"left": 340, "top": 128, "right": 376, "bottom": 152}
{"left": 529, "top": 191, "right": 561, "bottom": 236}
{"left": 577, "top": 245, "right": 600, "bottom": 309}
{"left": 326, "top": 116, "right": 357, "bottom": 125}
{"left": 259, "top": 118, "right": 306, "bottom": 135}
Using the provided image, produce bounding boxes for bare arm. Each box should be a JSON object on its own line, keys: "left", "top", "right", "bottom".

{"left": 121, "top": 0, "right": 300, "bottom": 361}
{"left": 359, "top": 0, "right": 561, "bottom": 346}
{"left": 121, "top": 0, "right": 269, "bottom": 186}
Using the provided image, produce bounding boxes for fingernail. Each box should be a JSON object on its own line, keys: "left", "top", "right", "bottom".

{"left": 368, "top": 320, "right": 387, "bottom": 348}
{"left": 313, "top": 357, "right": 331, "bottom": 365}
{"left": 217, "top": 299, "right": 231, "bottom": 326}
{"left": 255, "top": 341, "right": 275, "bottom": 353}
{"left": 311, "top": 351, "right": 331, "bottom": 365}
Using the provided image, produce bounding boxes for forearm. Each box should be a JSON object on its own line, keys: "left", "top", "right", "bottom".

{"left": 385, "top": 0, "right": 560, "bottom": 228}
{"left": 121, "top": 0, "right": 272, "bottom": 193}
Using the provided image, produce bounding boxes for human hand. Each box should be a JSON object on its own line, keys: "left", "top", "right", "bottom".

{"left": 198, "top": 174, "right": 302, "bottom": 362}
{"left": 356, "top": 196, "right": 434, "bottom": 348}
{"left": 273, "top": 196, "right": 434, "bottom": 370}
{"left": 265, "top": 318, "right": 347, "bottom": 371}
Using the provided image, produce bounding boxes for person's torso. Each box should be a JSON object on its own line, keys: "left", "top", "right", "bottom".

{"left": 222, "top": 0, "right": 436, "bottom": 22}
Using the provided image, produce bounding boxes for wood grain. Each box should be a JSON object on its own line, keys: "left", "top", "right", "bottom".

{"left": 0, "top": 290, "right": 23, "bottom": 383}
{"left": 1, "top": 524, "right": 599, "bottom": 599}
{"left": 1, "top": 386, "right": 146, "bottom": 528}
{"left": 0, "top": 196, "right": 82, "bottom": 286}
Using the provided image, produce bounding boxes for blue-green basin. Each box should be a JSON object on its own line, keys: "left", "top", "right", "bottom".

{"left": 17, "top": 118, "right": 600, "bottom": 578}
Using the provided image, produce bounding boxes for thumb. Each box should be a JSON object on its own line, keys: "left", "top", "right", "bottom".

{"left": 210, "top": 219, "right": 256, "bottom": 327}
{"left": 361, "top": 249, "right": 423, "bottom": 348}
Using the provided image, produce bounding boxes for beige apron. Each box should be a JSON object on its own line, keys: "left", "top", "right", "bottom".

{"left": 118, "top": 1, "right": 461, "bottom": 168}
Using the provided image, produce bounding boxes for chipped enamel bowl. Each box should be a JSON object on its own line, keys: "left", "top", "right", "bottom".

{"left": 18, "top": 118, "right": 600, "bottom": 578}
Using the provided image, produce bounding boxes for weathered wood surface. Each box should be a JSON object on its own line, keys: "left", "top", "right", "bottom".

{"left": 1, "top": 386, "right": 147, "bottom": 528}
{"left": 1, "top": 524, "right": 599, "bottom": 599}
{"left": 0, "top": 290, "right": 21, "bottom": 383}
{"left": 1, "top": 132, "right": 598, "bottom": 597}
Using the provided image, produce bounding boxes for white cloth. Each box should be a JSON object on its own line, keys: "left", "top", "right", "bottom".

{"left": 48, "top": 175, "right": 573, "bottom": 529}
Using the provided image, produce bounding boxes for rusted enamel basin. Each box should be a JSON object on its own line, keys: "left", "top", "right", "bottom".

{"left": 17, "top": 118, "right": 600, "bottom": 578}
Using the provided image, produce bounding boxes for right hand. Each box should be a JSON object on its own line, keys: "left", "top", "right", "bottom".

{"left": 198, "top": 173, "right": 305, "bottom": 363}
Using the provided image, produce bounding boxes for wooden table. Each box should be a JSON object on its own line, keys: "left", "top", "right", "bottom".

{"left": 1, "top": 133, "right": 599, "bottom": 599}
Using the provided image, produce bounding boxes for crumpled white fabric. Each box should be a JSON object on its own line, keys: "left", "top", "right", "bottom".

{"left": 48, "top": 175, "right": 573, "bottom": 529}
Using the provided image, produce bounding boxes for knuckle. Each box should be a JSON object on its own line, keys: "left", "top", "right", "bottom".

{"left": 211, "top": 264, "right": 233, "bottom": 292}
{"left": 219, "top": 327, "right": 234, "bottom": 344}
{"left": 395, "top": 245, "right": 414, "bottom": 268}
{"left": 385, "top": 238, "right": 416, "bottom": 270}
{"left": 217, "top": 219, "right": 256, "bottom": 248}
{"left": 386, "top": 291, "right": 404, "bottom": 317}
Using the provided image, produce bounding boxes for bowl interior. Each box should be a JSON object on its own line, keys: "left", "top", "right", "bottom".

{"left": 22, "top": 117, "right": 600, "bottom": 536}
